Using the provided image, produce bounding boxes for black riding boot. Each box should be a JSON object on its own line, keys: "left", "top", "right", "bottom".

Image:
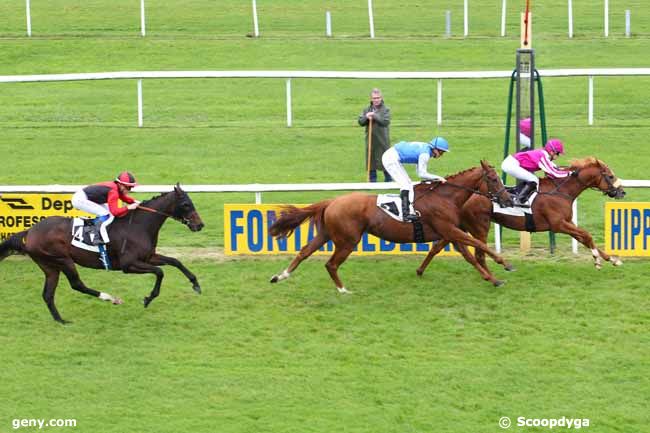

{"left": 400, "top": 190, "right": 419, "bottom": 222}
{"left": 92, "top": 218, "right": 105, "bottom": 246}
{"left": 515, "top": 182, "right": 536, "bottom": 205}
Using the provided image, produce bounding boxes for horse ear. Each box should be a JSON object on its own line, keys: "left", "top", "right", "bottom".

{"left": 174, "top": 183, "right": 182, "bottom": 193}
{"left": 480, "top": 159, "right": 489, "bottom": 170}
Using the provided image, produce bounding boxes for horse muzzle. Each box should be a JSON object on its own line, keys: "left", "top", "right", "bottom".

{"left": 608, "top": 188, "right": 626, "bottom": 199}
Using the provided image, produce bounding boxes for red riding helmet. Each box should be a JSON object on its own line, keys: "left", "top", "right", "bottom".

{"left": 544, "top": 138, "right": 565, "bottom": 155}
{"left": 115, "top": 171, "right": 137, "bottom": 188}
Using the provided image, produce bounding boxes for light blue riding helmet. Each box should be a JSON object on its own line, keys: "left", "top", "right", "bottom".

{"left": 429, "top": 136, "right": 450, "bottom": 152}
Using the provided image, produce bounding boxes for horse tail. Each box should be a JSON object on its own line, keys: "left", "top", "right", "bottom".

{"left": 0, "top": 231, "right": 28, "bottom": 261}
{"left": 269, "top": 200, "right": 333, "bottom": 238}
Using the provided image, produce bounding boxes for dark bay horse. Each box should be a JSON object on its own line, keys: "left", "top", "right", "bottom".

{"left": 269, "top": 160, "right": 515, "bottom": 291}
{"left": 416, "top": 157, "right": 626, "bottom": 276}
{"left": 0, "top": 184, "right": 204, "bottom": 323}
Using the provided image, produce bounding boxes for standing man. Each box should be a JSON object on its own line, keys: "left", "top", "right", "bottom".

{"left": 358, "top": 88, "right": 392, "bottom": 182}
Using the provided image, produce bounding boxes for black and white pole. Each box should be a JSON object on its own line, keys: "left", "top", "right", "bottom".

{"left": 368, "top": 0, "right": 375, "bottom": 39}
{"left": 325, "top": 10, "right": 332, "bottom": 37}
{"left": 604, "top": 0, "right": 609, "bottom": 37}
{"left": 140, "top": 0, "right": 146, "bottom": 37}
{"left": 252, "top": 0, "right": 260, "bottom": 37}
{"left": 445, "top": 11, "right": 451, "bottom": 37}
{"left": 501, "top": 0, "right": 507, "bottom": 37}
{"left": 26, "top": 0, "right": 32, "bottom": 37}
{"left": 568, "top": 0, "right": 574, "bottom": 38}
{"left": 463, "top": 0, "right": 469, "bottom": 37}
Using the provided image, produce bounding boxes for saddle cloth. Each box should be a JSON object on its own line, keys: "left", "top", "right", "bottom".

{"left": 71, "top": 218, "right": 101, "bottom": 252}
{"left": 377, "top": 194, "right": 406, "bottom": 221}
{"left": 493, "top": 188, "right": 538, "bottom": 216}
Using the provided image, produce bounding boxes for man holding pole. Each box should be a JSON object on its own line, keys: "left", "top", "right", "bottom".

{"left": 358, "top": 88, "right": 392, "bottom": 182}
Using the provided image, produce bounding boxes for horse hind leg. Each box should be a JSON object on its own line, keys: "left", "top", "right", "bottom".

{"left": 270, "top": 231, "right": 329, "bottom": 284}
{"left": 416, "top": 240, "right": 450, "bottom": 276}
{"left": 61, "top": 261, "right": 123, "bottom": 305}
{"left": 35, "top": 263, "right": 66, "bottom": 324}
{"left": 325, "top": 244, "right": 356, "bottom": 294}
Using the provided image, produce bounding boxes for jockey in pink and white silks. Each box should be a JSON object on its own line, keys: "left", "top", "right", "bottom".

{"left": 501, "top": 139, "right": 572, "bottom": 205}
{"left": 382, "top": 137, "right": 448, "bottom": 222}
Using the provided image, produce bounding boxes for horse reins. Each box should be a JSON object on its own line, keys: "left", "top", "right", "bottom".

{"left": 415, "top": 170, "right": 506, "bottom": 204}
{"left": 137, "top": 205, "right": 192, "bottom": 226}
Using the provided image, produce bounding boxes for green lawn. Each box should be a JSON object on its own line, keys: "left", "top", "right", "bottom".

{"left": 1, "top": 1, "right": 649, "bottom": 432}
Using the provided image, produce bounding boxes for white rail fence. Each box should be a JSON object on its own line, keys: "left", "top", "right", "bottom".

{"left": 20, "top": 0, "right": 638, "bottom": 39}
{"left": 1, "top": 180, "right": 648, "bottom": 254}
{"left": 2, "top": 69, "right": 650, "bottom": 128}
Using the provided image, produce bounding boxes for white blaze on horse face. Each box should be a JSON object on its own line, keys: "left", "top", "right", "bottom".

{"left": 613, "top": 179, "right": 622, "bottom": 188}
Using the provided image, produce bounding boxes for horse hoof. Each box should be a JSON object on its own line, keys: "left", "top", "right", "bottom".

{"left": 612, "top": 258, "right": 623, "bottom": 267}
{"left": 143, "top": 297, "right": 151, "bottom": 308}
{"left": 595, "top": 264, "right": 602, "bottom": 270}
{"left": 337, "top": 287, "right": 352, "bottom": 294}
{"left": 112, "top": 297, "right": 123, "bottom": 305}
{"left": 416, "top": 269, "right": 424, "bottom": 277}
{"left": 494, "top": 280, "right": 505, "bottom": 287}
{"left": 270, "top": 275, "right": 279, "bottom": 283}
{"left": 193, "top": 283, "right": 202, "bottom": 294}
{"left": 505, "top": 265, "right": 516, "bottom": 272}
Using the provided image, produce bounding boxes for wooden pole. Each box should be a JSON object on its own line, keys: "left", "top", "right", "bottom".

{"left": 366, "top": 118, "right": 373, "bottom": 181}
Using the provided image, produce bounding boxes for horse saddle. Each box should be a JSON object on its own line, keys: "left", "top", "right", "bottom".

{"left": 70, "top": 218, "right": 102, "bottom": 252}
{"left": 377, "top": 194, "right": 407, "bottom": 221}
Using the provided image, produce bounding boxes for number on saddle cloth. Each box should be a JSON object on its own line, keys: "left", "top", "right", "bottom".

{"left": 71, "top": 216, "right": 110, "bottom": 251}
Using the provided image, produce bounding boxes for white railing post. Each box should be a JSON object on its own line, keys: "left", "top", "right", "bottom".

{"left": 494, "top": 223, "right": 502, "bottom": 253}
{"left": 588, "top": 76, "right": 594, "bottom": 125}
{"left": 501, "top": 0, "right": 507, "bottom": 37}
{"left": 604, "top": 0, "right": 609, "bottom": 37}
{"left": 568, "top": 0, "right": 574, "bottom": 39}
{"left": 25, "top": 0, "right": 32, "bottom": 37}
{"left": 255, "top": 192, "right": 262, "bottom": 204}
{"left": 140, "top": 0, "right": 146, "bottom": 37}
{"left": 572, "top": 200, "right": 578, "bottom": 254}
{"left": 367, "top": 0, "right": 375, "bottom": 39}
{"left": 464, "top": 0, "right": 469, "bottom": 37}
{"left": 137, "top": 79, "right": 143, "bottom": 127}
{"left": 436, "top": 79, "right": 442, "bottom": 126}
{"left": 445, "top": 11, "right": 451, "bottom": 38}
{"left": 325, "top": 10, "right": 332, "bottom": 37}
{"left": 286, "top": 78, "right": 292, "bottom": 127}
{"left": 625, "top": 10, "right": 631, "bottom": 38}
{"left": 252, "top": 0, "right": 260, "bottom": 37}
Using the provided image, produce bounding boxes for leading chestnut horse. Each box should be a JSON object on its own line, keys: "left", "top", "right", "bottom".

{"left": 0, "top": 184, "right": 204, "bottom": 323}
{"left": 269, "top": 160, "right": 515, "bottom": 292}
{"left": 416, "top": 157, "right": 626, "bottom": 276}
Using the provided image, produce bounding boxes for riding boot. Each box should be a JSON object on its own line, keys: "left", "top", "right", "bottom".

{"left": 515, "top": 182, "right": 536, "bottom": 205}
{"left": 91, "top": 217, "right": 105, "bottom": 246}
{"left": 400, "top": 190, "right": 419, "bottom": 222}
{"left": 97, "top": 244, "right": 111, "bottom": 270}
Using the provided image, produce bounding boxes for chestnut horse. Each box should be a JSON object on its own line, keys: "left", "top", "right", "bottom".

{"left": 0, "top": 185, "right": 204, "bottom": 323}
{"left": 269, "top": 160, "right": 515, "bottom": 292}
{"left": 416, "top": 158, "right": 626, "bottom": 276}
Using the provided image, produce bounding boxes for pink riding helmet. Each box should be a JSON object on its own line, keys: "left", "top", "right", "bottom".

{"left": 519, "top": 117, "right": 532, "bottom": 138}
{"left": 544, "top": 138, "right": 565, "bottom": 155}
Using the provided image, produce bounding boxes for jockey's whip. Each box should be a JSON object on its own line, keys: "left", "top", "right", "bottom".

{"left": 366, "top": 117, "right": 373, "bottom": 181}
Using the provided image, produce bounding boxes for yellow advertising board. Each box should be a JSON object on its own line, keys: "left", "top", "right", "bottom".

{"left": 224, "top": 204, "right": 462, "bottom": 256}
{"left": 0, "top": 194, "right": 91, "bottom": 241}
{"left": 604, "top": 202, "right": 650, "bottom": 257}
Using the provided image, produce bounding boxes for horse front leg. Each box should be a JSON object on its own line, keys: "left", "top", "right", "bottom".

{"left": 441, "top": 226, "right": 513, "bottom": 285}
{"left": 554, "top": 221, "right": 623, "bottom": 269}
{"left": 123, "top": 261, "right": 164, "bottom": 307}
{"left": 416, "top": 240, "right": 450, "bottom": 276}
{"left": 149, "top": 254, "right": 201, "bottom": 294}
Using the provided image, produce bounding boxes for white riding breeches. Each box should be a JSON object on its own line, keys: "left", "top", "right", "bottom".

{"left": 382, "top": 147, "right": 415, "bottom": 203}
{"left": 71, "top": 190, "right": 114, "bottom": 243}
{"left": 501, "top": 155, "right": 539, "bottom": 185}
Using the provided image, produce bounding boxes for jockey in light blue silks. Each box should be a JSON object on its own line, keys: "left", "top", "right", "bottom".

{"left": 381, "top": 137, "right": 449, "bottom": 222}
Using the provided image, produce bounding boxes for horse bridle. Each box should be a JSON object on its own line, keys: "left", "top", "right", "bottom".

{"left": 137, "top": 205, "right": 193, "bottom": 227}
{"left": 419, "top": 168, "right": 507, "bottom": 203}
{"left": 548, "top": 166, "right": 621, "bottom": 198}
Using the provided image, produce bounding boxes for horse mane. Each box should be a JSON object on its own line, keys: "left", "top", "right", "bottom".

{"left": 569, "top": 156, "right": 602, "bottom": 170}
{"left": 141, "top": 190, "right": 173, "bottom": 206}
{"left": 444, "top": 165, "right": 481, "bottom": 181}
